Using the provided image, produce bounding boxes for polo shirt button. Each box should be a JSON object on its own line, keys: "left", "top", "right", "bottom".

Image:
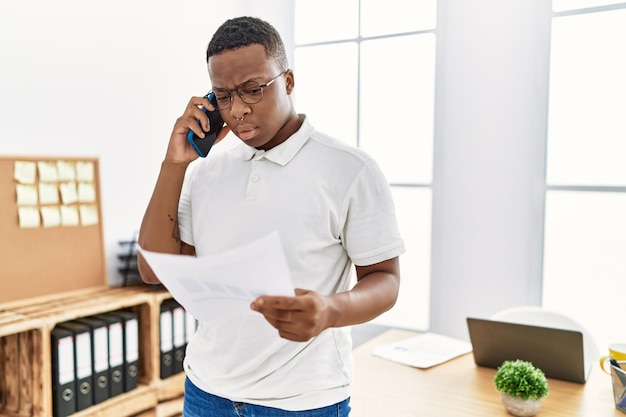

{"left": 251, "top": 175, "right": 260, "bottom": 182}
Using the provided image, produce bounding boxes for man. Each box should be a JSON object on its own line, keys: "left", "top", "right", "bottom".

{"left": 138, "top": 16, "right": 404, "bottom": 417}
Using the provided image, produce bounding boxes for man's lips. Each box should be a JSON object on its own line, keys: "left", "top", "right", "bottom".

{"left": 236, "top": 124, "right": 258, "bottom": 140}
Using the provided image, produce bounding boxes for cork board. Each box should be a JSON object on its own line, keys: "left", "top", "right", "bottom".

{"left": 0, "top": 156, "right": 107, "bottom": 303}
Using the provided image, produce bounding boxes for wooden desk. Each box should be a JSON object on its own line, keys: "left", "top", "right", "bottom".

{"left": 351, "top": 329, "right": 622, "bottom": 416}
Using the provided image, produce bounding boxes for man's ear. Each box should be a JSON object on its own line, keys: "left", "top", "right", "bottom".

{"left": 285, "top": 69, "right": 295, "bottom": 95}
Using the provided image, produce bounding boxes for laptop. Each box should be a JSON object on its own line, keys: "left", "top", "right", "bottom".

{"left": 466, "top": 317, "right": 590, "bottom": 383}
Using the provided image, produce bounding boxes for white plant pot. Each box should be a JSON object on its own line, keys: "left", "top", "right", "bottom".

{"left": 501, "top": 393, "right": 543, "bottom": 417}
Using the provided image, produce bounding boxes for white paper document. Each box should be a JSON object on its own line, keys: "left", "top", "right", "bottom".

{"left": 372, "top": 332, "right": 473, "bottom": 369}
{"left": 138, "top": 232, "right": 294, "bottom": 321}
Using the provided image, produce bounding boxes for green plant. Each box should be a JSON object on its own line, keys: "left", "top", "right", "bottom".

{"left": 493, "top": 360, "right": 549, "bottom": 400}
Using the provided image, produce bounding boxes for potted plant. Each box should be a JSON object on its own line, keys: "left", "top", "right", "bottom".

{"left": 493, "top": 359, "right": 549, "bottom": 417}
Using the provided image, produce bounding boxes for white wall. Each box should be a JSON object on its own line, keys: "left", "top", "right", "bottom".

{"left": 430, "top": 0, "right": 552, "bottom": 339}
{"left": 1, "top": 0, "right": 557, "bottom": 340}
{"left": 0, "top": 0, "right": 294, "bottom": 285}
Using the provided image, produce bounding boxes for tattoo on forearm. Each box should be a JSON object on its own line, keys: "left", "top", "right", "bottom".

{"left": 168, "top": 214, "right": 181, "bottom": 243}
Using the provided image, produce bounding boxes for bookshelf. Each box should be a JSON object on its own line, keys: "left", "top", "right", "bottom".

{"left": 0, "top": 156, "right": 185, "bottom": 416}
{"left": 0, "top": 286, "right": 185, "bottom": 417}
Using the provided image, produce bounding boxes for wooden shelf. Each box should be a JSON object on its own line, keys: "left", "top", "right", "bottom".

{"left": 0, "top": 286, "right": 185, "bottom": 417}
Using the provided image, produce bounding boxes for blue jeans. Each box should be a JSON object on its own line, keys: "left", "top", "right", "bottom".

{"left": 183, "top": 377, "right": 351, "bottom": 417}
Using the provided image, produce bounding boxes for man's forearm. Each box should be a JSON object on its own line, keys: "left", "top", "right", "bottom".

{"left": 137, "top": 161, "right": 189, "bottom": 283}
{"left": 328, "top": 275, "right": 399, "bottom": 328}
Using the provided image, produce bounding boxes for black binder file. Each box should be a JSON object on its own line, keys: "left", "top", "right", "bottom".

{"left": 160, "top": 303, "right": 174, "bottom": 378}
{"left": 51, "top": 326, "right": 76, "bottom": 417}
{"left": 75, "top": 317, "right": 110, "bottom": 404}
{"left": 108, "top": 311, "right": 139, "bottom": 391}
{"left": 95, "top": 313, "right": 125, "bottom": 397}
{"left": 57, "top": 321, "right": 93, "bottom": 412}
{"left": 171, "top": 302, "right": 186, "bottom": 374}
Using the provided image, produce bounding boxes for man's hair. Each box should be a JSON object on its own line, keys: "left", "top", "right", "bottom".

{"left": 206, "top": 16, "right": 288, "bottom": 70}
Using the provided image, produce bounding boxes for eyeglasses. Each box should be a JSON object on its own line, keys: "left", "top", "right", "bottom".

{"left": 209, "top": 70, "right": 288, "bottom": 111}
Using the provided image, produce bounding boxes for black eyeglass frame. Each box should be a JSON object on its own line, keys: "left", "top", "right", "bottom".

{"left": 209, "top": 69, "right": 289, "bottom": 111}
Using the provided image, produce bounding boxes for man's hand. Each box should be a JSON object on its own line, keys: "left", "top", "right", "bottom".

{"left": 251, "top": 257, "right": 400, "bottom": 343}
{"left": 165, "top": 96, "right": 230, "bottom": 165}
{"left": 250, "top": 289, "right": 335, "bottom": 342}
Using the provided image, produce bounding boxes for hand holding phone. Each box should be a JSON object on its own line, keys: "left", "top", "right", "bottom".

{"left": 187, "top": 92, "right": 224, "bottom": 157}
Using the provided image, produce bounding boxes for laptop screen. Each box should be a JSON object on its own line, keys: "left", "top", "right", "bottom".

{"left": 466, "top": 317, "right": 588, "bottom": 383}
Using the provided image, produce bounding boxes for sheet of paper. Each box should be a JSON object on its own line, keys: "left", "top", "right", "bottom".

{"left": 59, "top": 182, "right": 78, "bottom": 205}
{"left": 18, "top": 206, "right": 40, "bottom": 228}
{"left": 77, "top": 182, "right": 96, "bottom": 202}
{"left": 14, "top": 161, "right": 37, "bottom": 184}
{"left": 372, "top": 332, "right": 473, "bottom": 369}
{"left": 37, "top": 161, "right": 58, "bottom": 182}
{"left": 16, "top": 184, "right": 38, "bottom": 205}
{"left": 57, "top": 160, "right": 76, "bottom": 181}
{"left": 76, "top": 161, "right": 94, "bottom": 181}
{"left": 79, "top": 204, "right": 99, "bottom": 226}
{"left": 41, "top": 206, "right": 61, "bottom": 227}
{"left": 39, "top": 182, "right": 60, "bottom": 205}
{"left": 60, "top": 205, "right": 80, "bottom": 226}
{"left": 138, "top": 231, "right": 294, "bottom": 321}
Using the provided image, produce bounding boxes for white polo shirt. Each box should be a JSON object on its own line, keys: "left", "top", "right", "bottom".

{"left": 178, "top": 115, "right": 405, "bottom": 410}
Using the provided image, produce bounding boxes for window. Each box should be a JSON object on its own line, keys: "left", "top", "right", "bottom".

{"left": 543, "top": 2, "right": 626, "bottom": 350}
{"left": 293, "top": 0, "right": 437, "bottom": 329}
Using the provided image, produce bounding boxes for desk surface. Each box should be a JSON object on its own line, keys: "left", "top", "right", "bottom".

{"left": 351, "top": 329, "right": 621, "bottom": 417}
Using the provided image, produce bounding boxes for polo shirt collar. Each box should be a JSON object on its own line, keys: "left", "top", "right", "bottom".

{"left": 241, "top": 115, "right": 314, "bottom": 166}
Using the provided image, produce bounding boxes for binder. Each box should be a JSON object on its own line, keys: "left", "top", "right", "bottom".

{"left": 56, "top": 321, "right": 93, "bottom": 411}
{"left": 75, "top": 316, "right": 110, "bottom": 404}
{"left": 108, "top": 310, "right": 139, "bottom": 391}
{"left": 171, "top": 302, "right": 186, "bottom": 374}
{"left": 95, "top": 313, "right": 125, "bottom": 397}
{"left": 51, "top": 326, "right": 76, "bottom": 417}
{"left": 159, "top": 303, "right": 174, "bottom": 378}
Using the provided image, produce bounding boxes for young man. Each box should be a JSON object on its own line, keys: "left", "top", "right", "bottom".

{"left": 138, "top": 16, "right": 404, "bottom": 417}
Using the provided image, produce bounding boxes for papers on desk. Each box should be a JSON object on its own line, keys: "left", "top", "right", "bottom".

{"left": 138, "top": 231, "right": 294, "bottom": 321}
{"left": 372, "top": 332, "right": 473, "bottom": 369}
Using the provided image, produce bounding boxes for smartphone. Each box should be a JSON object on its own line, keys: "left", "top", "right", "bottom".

{"left": 187, "top": 92, "right": 224, "bottom": 157}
